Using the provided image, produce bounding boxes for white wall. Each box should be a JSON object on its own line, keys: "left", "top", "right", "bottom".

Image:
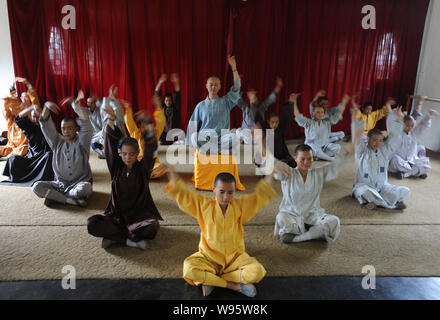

{"left": 0, "top": 0, "right": 15, "bottom": 131}
{"left": 414, "top": 0, "right": 440, "bottom": 152}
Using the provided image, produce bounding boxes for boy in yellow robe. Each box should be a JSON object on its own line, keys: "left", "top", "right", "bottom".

{"left": 356, "top": 98, "right": 394, "bottom": 135}
{"left": 1, "top": 78, "right": 40, "bottom": 159}
{"left": 164, "top": 164, "right": 289, "bottom": 298}
{"left": 123, "top": 96, "right": 167, "bottom": 179}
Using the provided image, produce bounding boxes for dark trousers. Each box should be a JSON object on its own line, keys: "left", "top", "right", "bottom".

{"left": 87, "top": 214, "right": 159, "bottom": 243}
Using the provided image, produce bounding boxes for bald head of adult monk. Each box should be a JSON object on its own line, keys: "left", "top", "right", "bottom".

{"left": 87, "top": 96, "right": 98, "bottom": 111}
{"left": 206, "top": 77, "right": 221, "bottom": 100}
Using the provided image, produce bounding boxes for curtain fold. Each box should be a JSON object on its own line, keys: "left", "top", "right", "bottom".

{"left": 7, "top": 0, "right": 429, "bottom": 137}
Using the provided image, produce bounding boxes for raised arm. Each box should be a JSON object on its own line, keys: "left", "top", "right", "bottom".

{"left": 351, "top": 102, "right": 367, "bottom": 157}
{"left": 164, "top": 164, "right": 208, "bottom": 219}
{"left": 103, "top": 104, "right": 124, "bottom": 174}
{"left": 318, "top": 145, "right": 352, "bottom": 183}
{"left": 155, "top": 74, "right": 167, "bottom": 94}
{"left": 411, "top": 96, "right": 426, "bottom": 120}
{"left": 259, "top": 79, "right": 280, "bottom": 113}
{"left": 384, "top": 107, "right": 404, "bottom": 155}
{"left": 39, "top": 102, "right": 62, "bottom": 150}
{"left": 414, "top": 110, "right": 437, "bottom": 139}
{"left": 237, "top": 177, "right": 278, "bottom": 223}
{"left": 224, "top": 56, "right": 241, "bottom": 110}
{"left": 329, "top": 94, "right": 349, "bottom": 125}
{"left": 171, "top": 74, "right": 181, "bottom": 114}
{"left": 140, "top": 123, "right": 158, "bottom": 177}
{"left": 122, "top": 101, "right": 141, "bottom": 142}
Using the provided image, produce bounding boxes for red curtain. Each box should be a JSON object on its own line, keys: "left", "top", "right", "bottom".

{"left": 8, "top": 0, "right": 429, "bottom": 137}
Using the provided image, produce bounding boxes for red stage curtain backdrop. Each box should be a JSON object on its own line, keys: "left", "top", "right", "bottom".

{"left": 8, "top": 0, "right": 429, "bottom": 137}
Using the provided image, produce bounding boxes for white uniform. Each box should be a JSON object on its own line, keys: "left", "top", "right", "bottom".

{"left": 352, "top": 116, "right": 410, "bottom": 209}
{"left": 389, "top": 113, "right": 432, "bottom": 177}
{"left": 273, "top": 149, "right": 350, "bottom": 243}
{"left": 100, "top": 97, "right": 126, "bottom": 138}
{"left": 309, "top": 103, "right": 345, "bottom": 143}
{"left": 295, "top": 112, "right": 342, "bottom": 161}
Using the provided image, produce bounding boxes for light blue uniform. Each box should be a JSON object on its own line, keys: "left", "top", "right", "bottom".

{"left": 295, "top": 111, "right": 342, "bottom": 161}
{"left": 352, "top": 115, "right": 410, "bottom": 209}
{"left": 186, "top": 79, "right": 241, "bottom": 154}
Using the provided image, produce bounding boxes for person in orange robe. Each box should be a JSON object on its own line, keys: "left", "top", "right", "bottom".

{"left": 1, "top": 78, "right": 40, "bottom": 160}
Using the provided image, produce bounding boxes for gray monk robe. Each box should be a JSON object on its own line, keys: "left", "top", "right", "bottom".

{"left": 87, "top": 124, "right": 163, "bottom": 243}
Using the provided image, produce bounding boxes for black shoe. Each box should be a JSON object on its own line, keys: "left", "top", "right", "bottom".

{"left": 44, "top": 198, "right": 57, "bottom": 208}
{"left": 396, "top": 172, "right": 405, "bottom": 180}
{"left": 395, "top": 202, "right": 407, "bottom": 210}
{"left": 419, "top": 174, "right": 428, "bottom": 179}
{"left": 280, "top": 233, "right": 295, "bottom": 244}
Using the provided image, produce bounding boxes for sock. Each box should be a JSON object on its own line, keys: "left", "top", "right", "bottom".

{"left": 66, "top": 198, "right": 86, "bottom": 206}
{"left": 126, "top": 239, "right": 147, "bottom": 250}
{"left": 293, "top": 225, "right": 326, "bottom": 242}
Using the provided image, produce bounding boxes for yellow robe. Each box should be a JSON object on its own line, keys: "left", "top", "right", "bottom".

{"left": 124, "top": 107, "right": 167, "bottom": 179}
{"left": 192, "top": 149, "right": 246, "bottom": 191}
{"left": 356, "top": 105, "right": 389, "bottom": 136}
{"left": 0, "top": 90, "right": 39, "bottom": 158}
{"left": 165, "top": 178, "right": 277, "bottom": 287}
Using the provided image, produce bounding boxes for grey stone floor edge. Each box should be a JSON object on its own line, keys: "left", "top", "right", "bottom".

{"left": 0, "top": 277, "right": 439, "bottom": 300}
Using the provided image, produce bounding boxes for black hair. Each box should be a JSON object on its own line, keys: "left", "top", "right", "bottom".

{"left": 294, "top": 144, "right": 313, "bottom": 156}
{"left": 10, "top": 86, "right": 16, "bottom": 94}
{"left": 361, "top": 102, "right": 373, "bottom": 111}
{"left": 119, "top": 137, "right": 140, "bottom": 153}
{"left": 164, "top": 93, "right": 173, "bottom": 100}
{"left": 313, "top": 104, "right": 326, "bottom": 111}
{"left": 61, "top": 117, "right": 79, "bottom": 127}
{"left": 214, "top": 172, "right": 236, "bottom": 187}
{"left": 367, "top": 128, "right": 385, "bottom": 138}
{"left": 268, "top": 112, "right": 280, "bottom": 120}
{"left": 319, "top": 96, "right": 329, "bottom": 102}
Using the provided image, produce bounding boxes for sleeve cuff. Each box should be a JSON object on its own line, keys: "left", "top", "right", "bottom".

{"left": 164, "top": 178, "right": 185, "bottom": 195}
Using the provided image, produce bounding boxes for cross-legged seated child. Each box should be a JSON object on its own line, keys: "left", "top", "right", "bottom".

{"left": 389, "top": 96, "right": 438, "bottom": 179}
{"left": 295, "top": 93, "right": 350, "bottom": 161}
{"left": 164, "top": 164, "right": 287, "bottom": 297}
{"left": 352, "top": 104, "right": 410, "bottom": 210}
{"left": 273, "top": 140, "right": 355, "bottom": 244}
{"left": 309, "top": 89, "right": 346, "bottom": 143}
{"left": 87, "top": 104, "right": 163, "bottom": 250}
{"left": 32, "top": 92, "right": 93, "bottom": 207}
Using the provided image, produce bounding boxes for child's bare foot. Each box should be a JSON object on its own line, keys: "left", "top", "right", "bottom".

{"left": 202, "top": 285, "right": 215, "bottom": 297}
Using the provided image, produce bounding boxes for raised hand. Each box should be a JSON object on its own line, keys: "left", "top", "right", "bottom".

{"left": 342, "top": 94, "right": 351, "bottom": 105}
{"left": 159, "top": 74, "right": 168, "bottom": 83}
{"left": 385, "top": 97, "right": 396, "bottom": 107}
{"left": 393, "top": 106, "right": 405, "bottom": 123}
{"left": 163, "top": 163, "right": 179, "bottom": 187}
{"left": 228, "top": 55, "right": 237, "bottom": 69}
{"left": 289, "top": 93, "right": 301, "bottom": 103}
{"left": 119, "top": 99, "right": 131, "bottom": 111}
{"left": 351, "top": 101, "right": 360, "bottom": 123}
{"left": 104, "top": 104, "right": 116, "bottom": 118}
{"left": 15, "top": 77, "right": 28, "bottom": 84}
{"left": 274, "top": 163, "right": 291, "bottom": 177}
{"left": 109, "top": 85, "right": 118, "bottom": 99}
{"left": 170, "top": 74, "right": 179, "bottom": 84}
{"left": 61, "top": 96, "right": 74, "bottom": 106}
{"left": 44, "top": 102, "right": 61, "bottom": 115}
{"left": 77, "top": 90, "right": 85, "bottom": 101}
{"left": 275, "top": 77, "right": 283, "bottom": 88}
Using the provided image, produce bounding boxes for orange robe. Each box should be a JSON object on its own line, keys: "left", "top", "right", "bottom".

{"left": 0, "top": 90, "right": 39, "bottom": 158}
{"left": 124, "top": 107, "right": 167, "bottom": 179}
